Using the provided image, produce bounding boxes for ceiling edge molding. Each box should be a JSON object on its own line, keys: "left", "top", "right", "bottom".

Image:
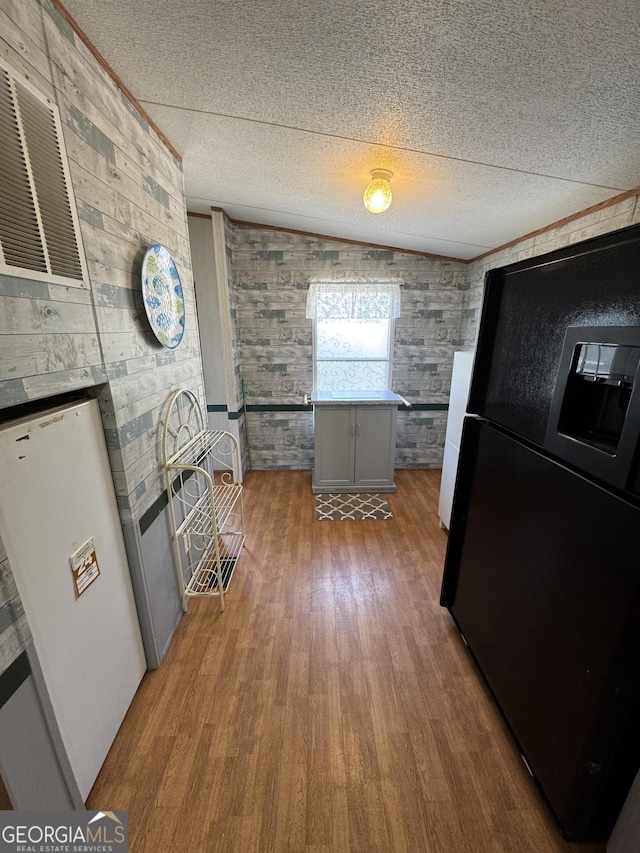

{"left": 201, "top": 209, "right": 469, "bottom": 263}
{"left": 52, "top": 0, "right": 182, "bottom": 162}
{"left": 470, "top": 185, "right": 640, "bottom": 264}
{"left": 189, "top": 185, "right": 640, "bottom": 266}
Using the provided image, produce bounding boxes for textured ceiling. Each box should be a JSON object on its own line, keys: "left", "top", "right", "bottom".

{"left": 62, "top": 0, "right": 640, "bottom": 259}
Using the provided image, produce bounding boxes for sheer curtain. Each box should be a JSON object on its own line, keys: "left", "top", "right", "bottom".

{"left": 306, "top": 276, "right": 402, "bottom": 321}
{"left": 306, "top": 276, "right": 402, "bottom": 392}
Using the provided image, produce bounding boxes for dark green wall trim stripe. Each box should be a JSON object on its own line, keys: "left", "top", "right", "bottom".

{"left": 244, "top": 403, "right": 449, "bottom": 413}
{"left": 410, "top": 403, "right": 449, "bottom": 410}
{"left": 246, "top": 404, "right": 312, "bottom": 413}
{"left": 139, "top": 469, "right": 198, "bottom": 537}
{"left": 139, "top": 490, "right": 169, "bottom": 537}
{"left": 0, "top": 651, "right": 30, "bottom": 711}
{"left": 206, "top": 404, "right": 244, "bottom": 420}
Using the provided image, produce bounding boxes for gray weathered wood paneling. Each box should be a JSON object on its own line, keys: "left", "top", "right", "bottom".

{"left": 0, "top": 0, "right": 205, "bottom": 675}
{"left": 231, "top": 225, "right": 468, "bottom": 468}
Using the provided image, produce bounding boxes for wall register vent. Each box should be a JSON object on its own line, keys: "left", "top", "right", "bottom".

{"left": 0, "top": 60, "right": 87, "bottom": 286}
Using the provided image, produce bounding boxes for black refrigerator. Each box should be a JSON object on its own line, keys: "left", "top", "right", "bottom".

{"left": 440, "top": 222, "right": 640, "bottom": 842}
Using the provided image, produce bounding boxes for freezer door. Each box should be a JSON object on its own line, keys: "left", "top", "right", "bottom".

{"left": 544, "top": 327, "right": 640, "bottom": 490}
{"left": 441, "top": 418, "right": 640, "bottom": 841}
{"left": 468, "top": 224, "right": 640, "bottom": 446}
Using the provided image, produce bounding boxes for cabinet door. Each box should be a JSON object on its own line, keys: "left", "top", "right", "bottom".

{"left": 312, "top": 406, "right": 356, "bottom": 491}
{"left": 354, "top": 405, "right": 397, "bottom": 491}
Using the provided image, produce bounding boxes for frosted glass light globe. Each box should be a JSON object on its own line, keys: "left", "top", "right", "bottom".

{"left": 363, "top": 169, "right": 393, "bottom": 213}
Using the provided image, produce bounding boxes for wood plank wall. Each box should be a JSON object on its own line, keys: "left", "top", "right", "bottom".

{"left": 231, "top": 225, "right": 468, "bottom": 469}
{"left": 0, "top": 0, "right": 205, "bottom": 674}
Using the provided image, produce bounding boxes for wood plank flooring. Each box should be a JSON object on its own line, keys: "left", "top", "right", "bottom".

{"left": 87, "top": 469, "right": 605, "bottom": 852}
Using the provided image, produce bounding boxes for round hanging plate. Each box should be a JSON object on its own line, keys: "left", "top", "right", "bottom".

{"left": 141, "top": 243, "right": 185, "bottom": 349}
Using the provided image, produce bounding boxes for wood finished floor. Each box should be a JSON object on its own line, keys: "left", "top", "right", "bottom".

{"left": 88, "top": 469, "right": 605, "bottom": 853}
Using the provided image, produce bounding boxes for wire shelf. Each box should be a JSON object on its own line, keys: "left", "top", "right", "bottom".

{"left": 183, "top": 531, "right": 245, "bottom": 596}
{"left": 167, "top": 429, "right": 241, "bottom": 473}
{"left": 163, "top": 388, "right": 245, "bottom": 613}
{"left": 170, "top": 477, "right": 243, "bottom": 536}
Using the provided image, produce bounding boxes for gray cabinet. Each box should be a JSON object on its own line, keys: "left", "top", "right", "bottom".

{"left": 312, "top": 404, "right": 397, "bottom": 493}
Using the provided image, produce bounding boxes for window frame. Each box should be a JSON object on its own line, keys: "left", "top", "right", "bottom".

{"left": 306, "top": 277, "right": 402, "bottom": 393}
{"left": 312, "top": 314, "right": 396, "bottom": 392}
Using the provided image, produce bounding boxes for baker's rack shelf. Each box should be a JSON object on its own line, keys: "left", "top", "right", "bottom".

{"left": 163, "top": 388, "right": 245, "bottom": 612}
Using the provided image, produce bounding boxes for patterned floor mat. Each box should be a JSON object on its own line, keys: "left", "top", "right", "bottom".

{"left": 315, "top": 493, "right": 393, "bottom": 520}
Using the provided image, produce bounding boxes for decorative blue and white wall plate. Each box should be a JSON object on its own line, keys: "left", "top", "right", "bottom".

{"left": 141, "top": 243, "right": 185, "bottom": 349}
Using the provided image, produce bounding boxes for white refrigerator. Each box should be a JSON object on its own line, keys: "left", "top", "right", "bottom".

{"left": 438, "top": 351, "right": 474, "bottom": 529}
{"left": 0, "top": 399, "right": 146, "bottom": 801}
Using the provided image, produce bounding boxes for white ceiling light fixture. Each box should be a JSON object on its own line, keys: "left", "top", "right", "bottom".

{"left": 363, "top": 169, "right": 393, "bottom": 214}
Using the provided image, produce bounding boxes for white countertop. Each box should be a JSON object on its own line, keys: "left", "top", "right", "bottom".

{"left": 310, "top": 390, "right": 405, "bottom": 405}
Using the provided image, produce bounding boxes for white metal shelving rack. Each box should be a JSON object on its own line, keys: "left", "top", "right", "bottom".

{"left": 163, "top": 389, "right": 245, "bottom": 612}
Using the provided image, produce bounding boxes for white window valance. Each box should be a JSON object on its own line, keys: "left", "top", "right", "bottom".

{"left": 306, "top": 275, "right": 402, "bottom": 320}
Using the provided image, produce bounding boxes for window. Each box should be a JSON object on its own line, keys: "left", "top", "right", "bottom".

{"left": 306, "top": 277, "right": 402, "bottom": 391}
{"left": 0, "top": 59, "right": 87, "bottom": 286}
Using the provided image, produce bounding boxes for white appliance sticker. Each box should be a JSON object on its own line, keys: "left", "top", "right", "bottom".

{"left": 70, "top": 538, "right": 101, "bottom": 598}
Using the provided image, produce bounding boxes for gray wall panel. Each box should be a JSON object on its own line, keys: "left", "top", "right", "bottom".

{"left": 0, "top": 675, "right": 77, "bottom": 810}
{"left": 136, "top": 505, "right": 183, "bottom": 667}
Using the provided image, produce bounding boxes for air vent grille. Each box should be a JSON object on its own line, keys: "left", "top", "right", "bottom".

{"left": 0, "top": 62, "right": 86, "bottom": 285}
{"left": 0, "top": 67, "right": 47, "bottom": 272}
